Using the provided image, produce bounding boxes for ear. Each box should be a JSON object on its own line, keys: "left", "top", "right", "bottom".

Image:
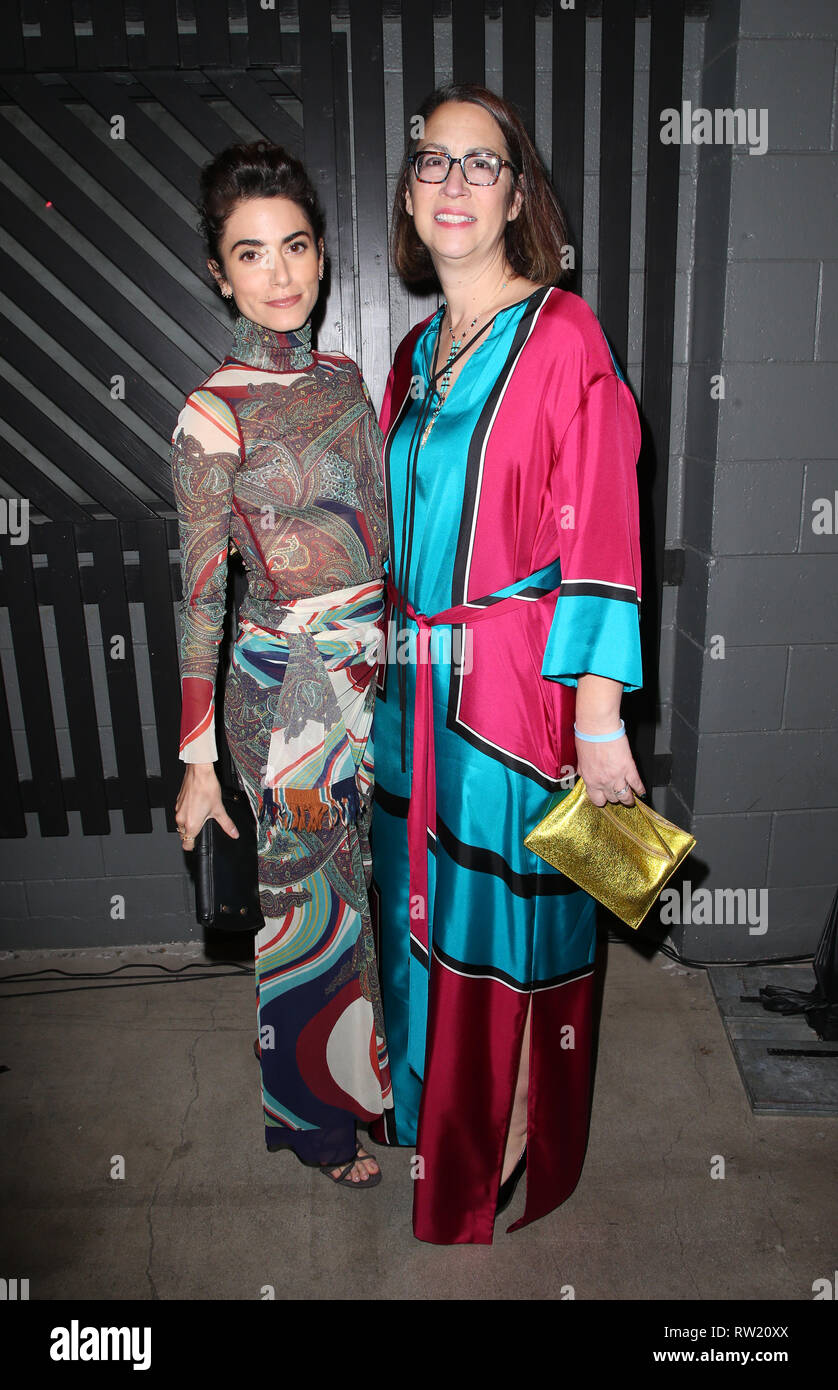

{"left": 404, "top": 184, "right": 414, "bottom": 219}
{"left": 208, "top": 257, "right": 228, "bottom": 292}
{"left": 317, "top": 238, "right": 325, "bottom": 274}
{"left": 506, "top": 175, "right": 524, "bottom": 224}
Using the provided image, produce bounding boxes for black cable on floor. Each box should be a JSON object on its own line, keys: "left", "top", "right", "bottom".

{"left": 0, "top": 941, "right": 816, "bottom": 999}
{"left": 0, "top": 958, "right": 252, "bottom": 998}
{"left": 609, "top": 934, "right": 815, "bottom": 970}
{"left": 0, "top": 961, "right": 252, "bottom": 980}
{"left": 0, "top": 973, "right": 254, "bottom": 1000}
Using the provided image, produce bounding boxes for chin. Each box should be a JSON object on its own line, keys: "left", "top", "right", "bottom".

{"left": 425, "top": 228, "right": 479, "bottom": 252}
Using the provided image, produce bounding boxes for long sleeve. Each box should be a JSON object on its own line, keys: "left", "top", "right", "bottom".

{"left": 377, "top": 362, "right": 397, "bottom": 441}
{"left": 541, "top": 371, "right": 643, "bottom": 693}
{"left": 170, "top": 388, "right": 241, "bottom": 763}
{"left": 353, "top": 364, "right": 389, "bottom": 572}
{"left": 375, "top": 363, "right": 396, "bottom": 577}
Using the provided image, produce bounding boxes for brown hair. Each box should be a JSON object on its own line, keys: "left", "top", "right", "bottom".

{"left": 197, "top": 140, "right": 326, "bottom": 295}
{"left": 391, "top": 83, "right": 569, "bottom": 289}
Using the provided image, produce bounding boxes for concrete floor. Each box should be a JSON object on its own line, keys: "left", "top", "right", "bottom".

{"left": 0, "top": 935, "right": 835, "bottom": 1301}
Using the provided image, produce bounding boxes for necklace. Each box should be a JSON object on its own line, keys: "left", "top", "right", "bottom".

{"left": 419, "top": 279, "right": 509, "bottom": 448}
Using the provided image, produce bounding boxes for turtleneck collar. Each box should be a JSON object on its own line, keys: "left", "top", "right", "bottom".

{"left": 230, "top": 312, "right": 314, "bottom": 372}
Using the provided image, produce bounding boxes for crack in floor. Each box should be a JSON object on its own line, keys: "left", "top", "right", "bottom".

{"left": 145, "top": 1026, "right": 211, "bottom": 1299}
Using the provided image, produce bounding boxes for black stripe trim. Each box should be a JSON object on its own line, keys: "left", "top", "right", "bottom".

{"left": 382, "top": 1108, "right": 401, "bottom": 1143}
{"left": 373, "top": 782, "right": 409, "bottom": 817}
{"left": 558, "top": 580, "right": 639, "bottom": 605}
{"left": 378, "top": 324, "right": 429, "bottom": 701}
{"left": 452, "top": 285, "right": 553, "bottom": 606}
{"left": 373, "top": 785, "right": 582, "bottom": 899}
{"left": 381, "top": 366, "right": 417, "bottom": 551}
{"left": 409, "top": 934, "right": 428, "bottom": 968}
{"left": 442, "top": 703, "right": 567, "bottom": 792}
{"left": 466, "top": 584, "right": 555, "bottom": 607}
{"left": 435, "top": 814, "right": 580, "bottom": 898}
{"left": 446, "top": 288, "right": 563, "bottom": 787}
{"left": 432, "top": 941, "right": 594, "bottom": 993}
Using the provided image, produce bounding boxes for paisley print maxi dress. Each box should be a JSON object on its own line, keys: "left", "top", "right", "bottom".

{"left": 171, "top": 311, "right": 393, "bottom": 1167}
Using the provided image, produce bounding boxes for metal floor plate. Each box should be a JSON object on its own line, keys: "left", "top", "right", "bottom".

{"left": 707, "top": 965, "right": 838, "bottom": 1116}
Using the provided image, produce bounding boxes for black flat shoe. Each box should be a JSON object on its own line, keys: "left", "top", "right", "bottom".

{"left": 496, "top": 1144, "right": 527, "bottom": 1216}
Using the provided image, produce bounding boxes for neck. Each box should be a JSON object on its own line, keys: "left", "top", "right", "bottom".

{"left": 230, "top": 312, "right": 314, "bottom": 371}
{"left": 437, "top": 260, "right": 519, "bottom": 332}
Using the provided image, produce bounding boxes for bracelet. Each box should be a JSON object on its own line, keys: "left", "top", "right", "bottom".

{"left": 573, "top": 719, "right": 625, "bottom": 743}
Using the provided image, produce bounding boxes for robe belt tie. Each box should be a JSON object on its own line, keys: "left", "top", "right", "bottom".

{"left": 385, "top": 557, "right": 564, "bottom": 1079}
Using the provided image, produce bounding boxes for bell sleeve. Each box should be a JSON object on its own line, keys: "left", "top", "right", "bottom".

{"left": 170, "top": 388, "right": 241, "bottom": 763}
{"left": 541, "top": 371, "right": 643, "bottom": 693}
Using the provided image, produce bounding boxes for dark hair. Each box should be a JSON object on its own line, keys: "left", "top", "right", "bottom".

{"left": 391, "top": 83, "right": 569, "bottom": 289}
{"left": 197, "top": 140, "right": 326, "bottom": 294}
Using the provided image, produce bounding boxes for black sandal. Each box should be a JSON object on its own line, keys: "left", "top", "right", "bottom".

{"left": 256, "top": 1042, "right": 381, "bottom": 1187}
{"left": 320, "top": 1141, "right": 382, "bottom": 1188}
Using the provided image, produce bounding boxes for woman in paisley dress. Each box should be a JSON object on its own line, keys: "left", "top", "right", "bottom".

{"left": 171, "top": 142, "right": 392, "bottom": 1187}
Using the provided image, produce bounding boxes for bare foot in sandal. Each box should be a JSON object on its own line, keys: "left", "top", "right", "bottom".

{"left": 328, "top": 1142, "right": 379, "bottom": 1183}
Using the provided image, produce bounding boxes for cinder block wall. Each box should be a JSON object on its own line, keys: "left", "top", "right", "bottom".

{"left": 0, "top": 598, "right": 201, "bottom": 948}
{"left": 667, "top": 0, "right": 838, "bottom": 959}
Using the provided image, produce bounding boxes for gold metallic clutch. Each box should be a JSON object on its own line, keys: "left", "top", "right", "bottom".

{"left": 524, "top": 776, "right": 696, "bottom": 930}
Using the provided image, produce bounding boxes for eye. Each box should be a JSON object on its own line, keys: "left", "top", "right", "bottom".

{"left": 418, "top": 151, "right": 446, "bottom": 167}
{"left": 287, "top": 240, "right": 308, "bottom": 253}
{"left": 238, "top": 248, "right": 262, "bottom": 261}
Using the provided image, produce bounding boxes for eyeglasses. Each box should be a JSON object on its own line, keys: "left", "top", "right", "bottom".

{"left": 409, "top": 149, "right": 518, "bottom": 186}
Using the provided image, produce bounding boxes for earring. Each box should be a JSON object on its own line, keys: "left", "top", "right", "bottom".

{"left": 222, "top": 288, "right": 231, "bottom": 298}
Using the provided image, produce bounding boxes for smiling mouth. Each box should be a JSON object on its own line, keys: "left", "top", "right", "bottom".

{"left": 434, "top": 213, "right": 476, "bottom": 224}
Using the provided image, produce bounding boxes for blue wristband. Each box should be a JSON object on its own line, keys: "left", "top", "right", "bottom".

{"left": 573, "top": 719, "right": 625, "bottom": 743}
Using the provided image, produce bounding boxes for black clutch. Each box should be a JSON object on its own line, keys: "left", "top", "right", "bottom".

{"left": 192, "top": 785, "right": 264, "bottom": 931}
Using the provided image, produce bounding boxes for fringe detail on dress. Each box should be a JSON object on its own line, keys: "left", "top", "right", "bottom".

{"left": 258, "top": 776, "right": 360, "bottom": 831}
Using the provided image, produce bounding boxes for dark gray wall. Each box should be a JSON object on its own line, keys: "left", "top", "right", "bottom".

{"left": 665, "top": 0, "right": 838, "bottom": 958}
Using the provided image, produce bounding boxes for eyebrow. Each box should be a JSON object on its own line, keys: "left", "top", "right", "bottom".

{"left": 415, "top": 143, "right": 501, "bottom": 156}
{"left": 229, "top": 230, "right": 311, "bottom": 251}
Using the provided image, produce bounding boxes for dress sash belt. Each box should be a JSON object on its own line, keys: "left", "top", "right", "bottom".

{"left": 233, "top": 578, "right": 385, "bottom": 833}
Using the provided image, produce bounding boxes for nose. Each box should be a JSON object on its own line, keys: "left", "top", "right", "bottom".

{"left": 267, "top": 250, "right": 292, "bottom": 286}
{"left": 442, "top": 159, "right": 469, "bottom": 193}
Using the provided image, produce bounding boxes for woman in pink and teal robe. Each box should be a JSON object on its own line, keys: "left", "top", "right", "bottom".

{"left": 368, "top": 84, "right": 645, "bottom": 1243}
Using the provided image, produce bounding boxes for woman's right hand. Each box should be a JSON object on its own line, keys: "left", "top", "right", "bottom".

{"left": 174, "top": 764, "right": 240, "bottom": 850}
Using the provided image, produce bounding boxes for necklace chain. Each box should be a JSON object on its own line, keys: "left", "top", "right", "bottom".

{"left": 419, "top": 279, "right": 510, "bottom": 448}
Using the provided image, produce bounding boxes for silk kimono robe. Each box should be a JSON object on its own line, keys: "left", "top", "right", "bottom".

{"left": 369, "top": 284, "right": 643, "bottom": 1243}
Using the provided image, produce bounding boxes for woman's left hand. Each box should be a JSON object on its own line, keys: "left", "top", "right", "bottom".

{"left": 574, "top": 734, "right": 645, "bottom": 807}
